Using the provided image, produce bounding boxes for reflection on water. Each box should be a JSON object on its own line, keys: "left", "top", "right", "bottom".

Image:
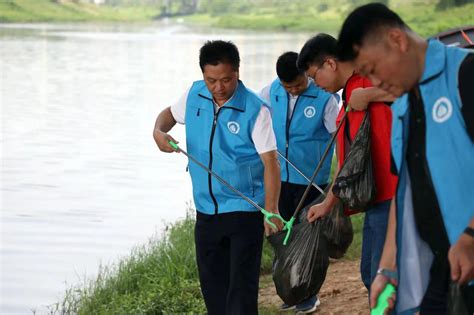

{"left": 0, "top": 22, "right": 310, "bottom": 314}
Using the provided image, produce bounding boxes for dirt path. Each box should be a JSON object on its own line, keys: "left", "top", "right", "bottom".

{"left": 259, "top": 259, "right": 370, "bottom": 314}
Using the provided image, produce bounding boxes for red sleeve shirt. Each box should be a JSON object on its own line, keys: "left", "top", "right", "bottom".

{"left": 336, "top": 74, "right": 397, "bottom": 203}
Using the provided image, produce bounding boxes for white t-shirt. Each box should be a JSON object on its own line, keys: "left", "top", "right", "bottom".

{"left": 259, "top": 80, "right": 340, "bottom": 133}
{"left": 170, "top": 85, "right": 277, "bottom": 154}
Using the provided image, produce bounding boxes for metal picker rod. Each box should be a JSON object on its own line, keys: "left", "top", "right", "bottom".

{"left": 167, "top": 141, "right": 287, "bottom": 230}
{"left": 170, "top": 142, "right": 263, "bottom": 211}
{"left": 292, "top": 109, "right": 348, "bottom": 219}
{"left": 276, "top": 151, "right": 326, "bottom": 196}
{"left": 282, "top": 108, "right": 349, "bottom": 245}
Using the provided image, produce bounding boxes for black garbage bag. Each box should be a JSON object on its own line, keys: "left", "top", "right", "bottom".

{"left": 322, "top": 201, "right": 353, "bottom": 259}
{"left": 333, "top": 112, "right": 376, "bottom": 210}
{"left": 267, "top": 208, "right": 329, "bottom": 306}
{"left": 303, "top": 186, "right": 354, "bottom": 259}
{"left": 447, "top": 282, "right": 470, "bottom": 315}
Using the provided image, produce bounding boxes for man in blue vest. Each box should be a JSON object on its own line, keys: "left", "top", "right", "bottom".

{"left": 259, "top": 51, "right": 339, "bottom": 313}
{"left": 153, "top": 40, "right": 283, "bottom": 314}
{"left": 337, "top": 3, "right": 474, "bottom": 314}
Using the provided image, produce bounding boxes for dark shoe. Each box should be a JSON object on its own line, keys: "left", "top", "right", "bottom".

{"left": 279, "top": 302, "right": 296, "bottom": 311}
{"left": 295, "top": 296, "right": 320, "bottom": 314}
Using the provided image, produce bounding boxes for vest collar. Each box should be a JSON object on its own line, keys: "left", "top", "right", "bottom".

{"left": 221, "top": 81, "right": 246, "bottom": 111}
{"left": 419, "top": 40, "right": 446, "bottom": 85}
{"left": 197, "top": 80, "right": 246, "bottom": 112}
{"left": 300, "top": 81, "right": 319, "bottom": 98}
{"left": 279, "top": 78, "right": 319, "bottom": 99}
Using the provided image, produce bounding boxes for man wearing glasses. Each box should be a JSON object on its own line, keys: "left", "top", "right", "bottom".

{"left": 298, "top": 34, "right": 398, "bottom": 300}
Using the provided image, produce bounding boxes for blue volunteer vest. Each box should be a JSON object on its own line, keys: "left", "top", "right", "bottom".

{"left": 391, "top": 40, "right": 473, "bottom": 314}
{"left": 270, "top": 79, "right": 333, "bottom": 185}
{"left": 185, "top": 80, "right": 267, "bottom": 215}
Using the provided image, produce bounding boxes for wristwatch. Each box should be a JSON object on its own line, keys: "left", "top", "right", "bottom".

{"left": 376, "top": 268, "right": 398, "bottom": 280}
{"left": 464, "top": 226, "right": 474, "bottom": 238}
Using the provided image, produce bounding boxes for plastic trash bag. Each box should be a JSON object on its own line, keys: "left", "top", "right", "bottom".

{"left": 303, "top": 186, "right": 354, "bottom": 259}
{"left": 333, "top": 112, "right": 376, "bottom": 210}
{"left": 267, "top": 207, "right": 329, "bottom": 306}
{"left": 447, "top": 282, "right": 469, "bottom": 315}
{"left": 322, "top": 201, "right": 354, "bottom": 259}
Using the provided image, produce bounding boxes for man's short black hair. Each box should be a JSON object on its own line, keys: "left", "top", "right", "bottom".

{"left": 199, "top": 40, "right": 240, "bottom": 72}
{"left": 276, "top": 51, "right": 303, "bottom": 83}
{"left": 338, "top": 3, "right": 408, "bottom": 61}
{"left": 297, "top": 33, "right": 338, "bottom": 71}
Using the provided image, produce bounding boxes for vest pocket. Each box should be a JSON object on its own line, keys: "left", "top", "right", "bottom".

{"left": 249, "top": 164, "right": 264, "bottom": 198}
{"left": 219, "top": 164, "right": 263, "bottom": 198}
{"left": 219, "top": 167, "right": 250, "bottom": 197}
{"left": 247, "top": 167, "right": 255, "bottom": 197}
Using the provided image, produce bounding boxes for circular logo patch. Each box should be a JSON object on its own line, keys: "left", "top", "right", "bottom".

{"left": 304, "top": 106, "right": 316, "bottom": 118}
{"left": 227, "top": 121, "right": 240, "bottom": 134}
{"left": 432, "top": 97, "right": 452, "bottom": 123}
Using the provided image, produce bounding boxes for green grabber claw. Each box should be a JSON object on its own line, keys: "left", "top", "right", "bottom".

{"left": 168, "top": 140, "right": 179, "bottom": 151}
{"left": 371, "top": 283, "right": 396, "bottom": 315}
{"left": 282, "top": 217, "right": 296, "bottom": 245}
{"left": 261, "top": 209, "right": 287, "bottom": 230}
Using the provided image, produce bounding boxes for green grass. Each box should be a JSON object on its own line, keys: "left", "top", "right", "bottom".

{"left": 178, "top": 11, "right": 341, "bottom": 33}
{"left": 213, "top": 13, "right": 341, "bottom": 33}
{"left": 0, "top": 0, "right": 161, "bottom": 22}
{"left": 344, "top": 212, "right": 364, "bottom": 260}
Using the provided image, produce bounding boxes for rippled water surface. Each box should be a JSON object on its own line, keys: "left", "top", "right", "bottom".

{"left": 1, "top": 22, "right": 310, "bottom": 314}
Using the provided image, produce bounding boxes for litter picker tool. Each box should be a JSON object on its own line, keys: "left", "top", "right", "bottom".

{"left": 277, "top": 151, "right": 326, "bottom": 196}
{"left": 282, "top": 106, "right": 350, "bottom": 245}
{"left": 168, "top": 140, "right": 287, "bottom": 231}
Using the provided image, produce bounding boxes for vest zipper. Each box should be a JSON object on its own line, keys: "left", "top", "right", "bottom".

{"left": 208, "top": 108, "right": 220, "bottom": 215}
{"left": 285, "top": 94, "right": 301, "bottom": 182}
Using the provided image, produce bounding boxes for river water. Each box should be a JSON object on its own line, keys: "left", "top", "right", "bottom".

{"left": 0, "top": 22, "right": 311, "bottom": 314}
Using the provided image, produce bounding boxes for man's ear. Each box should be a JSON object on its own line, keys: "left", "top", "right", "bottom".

{"left": 327, "top": 58, "right": 337, "bottom": 71}
{"left": 387, "top": 28, "right": 409, "bottom": 53}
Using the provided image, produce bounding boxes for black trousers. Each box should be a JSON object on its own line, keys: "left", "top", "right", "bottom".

{"left": 278, "top": 181, "right": 327, "bottom": 222}
{"left": 195, "top": 211, "right": 264, "bottom": 315}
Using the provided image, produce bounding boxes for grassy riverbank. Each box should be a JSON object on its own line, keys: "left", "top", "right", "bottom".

{"left": 51, "top": 210, "right": 206, "bottom": 314}
{"left": 1, "top": 0, "right": 473, "bottom": 39}
{"left": 51, "top": 208, "right": 364, "bottom": 313}
{"left": 0, "top": 0, "right": 161, "bottom": 22}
